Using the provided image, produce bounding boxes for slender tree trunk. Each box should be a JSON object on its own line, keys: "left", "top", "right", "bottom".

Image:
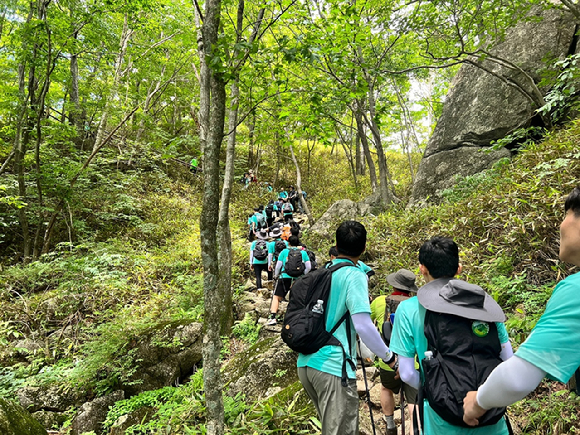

{"left": 248, "top": 109, "right": 255, "bottom": 168}
{"left": 289, "top": 142, "right": 314, "bottom": 225}
{"left": 93, "top": 14, "right": 133, "bottom": 153}
{"left": 353, "top": 106, "right": 377, "bottom": 190}
{"left": 196, "top": 0, "right": 226, "bottom": 431}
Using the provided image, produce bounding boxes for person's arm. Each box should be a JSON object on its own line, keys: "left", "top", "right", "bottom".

{"left": 274, "top": 260, "right": 283, "bottom": 278}
{"left": 304, "top": 260, "right": 311, "bottom": 274}
{"left": 268, "top": 252, "right": 273, "bottom": 270}
{"left": 463, "top": 355, "right": 546, "bottom": 426}
{"left": 399, "top": 356, "right": 420, "bottom": 390}
{"left": 500, "top": 340, "right": 514, "bottom": 361}
{"left": 249, "top": 250, "right": 254, "bottom": 269}
{"left": 351, "top": 312, "right": 395, "bottom": 364}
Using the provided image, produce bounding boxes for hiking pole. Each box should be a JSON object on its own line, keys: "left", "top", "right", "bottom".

{"left": 400, "top": 389, "right": 405, "bottom": 435}
{"left": 357, "top": 337, "right": 377, "bottom": 435}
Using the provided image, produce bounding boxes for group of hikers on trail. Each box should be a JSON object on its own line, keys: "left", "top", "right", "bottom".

{"left": 247, "top": 185, "right": 580, "bottom": 435}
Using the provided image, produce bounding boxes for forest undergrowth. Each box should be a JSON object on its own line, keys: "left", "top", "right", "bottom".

{"left": 0, "top": 122, "right": 579, "bottom": 433}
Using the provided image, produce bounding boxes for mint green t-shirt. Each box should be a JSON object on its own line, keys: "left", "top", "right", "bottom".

{"left": 297, "top": 259, "right": 371, "bottom": 379}
{"left": 250, "top": 240, "right": 268, "bottom": 265}
{"left": 277, "top": 247, "right": 309, "bottom": 279}
{"left": 390, "top": 296, "right": 510, "bottom": 435}
{"left": 516, "top": 271, "right": 580, "bottom": 383}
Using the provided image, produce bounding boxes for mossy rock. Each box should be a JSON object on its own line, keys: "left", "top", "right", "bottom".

{"left": 0, "top": 398, "right": 47, "bottom": 435}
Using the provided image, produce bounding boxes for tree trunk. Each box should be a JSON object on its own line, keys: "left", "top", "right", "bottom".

{"left": 353, "top": 106, "right": 377, "bottom": 190}
{"left": 196, "top": 0, "right": 226, "bottom": 431}
{"left": 289, "top": 142, "right": 314, "bottom": 225}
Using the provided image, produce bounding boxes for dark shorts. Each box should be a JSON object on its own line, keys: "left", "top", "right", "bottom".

{"left": 379, "top": 367, "right": 417, "bottom": 405}
{"left": 274, "top": 278, "right": 294, "bottom": 299}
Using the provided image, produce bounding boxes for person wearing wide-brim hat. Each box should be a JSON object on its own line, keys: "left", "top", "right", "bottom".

{"left": 388, "top": 236, "right": 513, "bottom": 435}
{"left": 250, "top": 229, "right": 270, "bottom": 290}
{"left": 267, "top": 227, "right": 287, "bottom": 283}
{"left": 370, "top": 268, "right": 418, "bottom": 435}
{"left": 386, "top": 269, "right": 418, "bottom": 293}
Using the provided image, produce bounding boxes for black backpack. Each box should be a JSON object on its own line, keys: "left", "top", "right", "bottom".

{"left": 420, "top": 311, "right": 507, "bottom": 428}
{"left": 253, "top": 240, "right": 268, "bottom": 261}
{"left": 306, "top": 250, "right": 317, "bottom": 270}
{"left": 381, "top": 294, "right": 410, "bottom": 346}
{"left": 273, "top": 240, "right": 287, "bottom": 261}
{"left": 265, "top": 203, "right": 274, "bottom": 218}
{"left": 285, "top": 249, "right": 306, "bottom": 277}
{"left": 281, "top": 261, "right": 357, "bottom": 386}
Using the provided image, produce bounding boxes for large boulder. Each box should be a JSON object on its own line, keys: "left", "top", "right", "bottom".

{"left": 222, "top": 336, "right": 298, "bottom": 401}
{"left": 70, "top": 390, "right": 124, "bottom": 435}
{"left": 0, "top": 398, "right": 47, "bottom": 435}
{"left": 309, "top": 199, "right": 371, "bottom": 239}
{"left": 122, "top": 321, "right": 204, "bottom": 396}
{"left": 410, "top": 8, "right": 577, "bottom": 206}
{"left": 17, "top": 385, "right": 87, "bottom": 413}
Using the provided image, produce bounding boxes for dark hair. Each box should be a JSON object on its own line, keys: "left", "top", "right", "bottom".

{"left": 564, "top": 186, "right": 580, "bottom": 217}
{"left": 418, "top": 236, "right": 459, "bottom": 279}
{"left": 290, "top": 227, "right": 300, "bottom": 236}
{"left": 335, "top": 221, "right": 366, "bottom": 257}
{"left": 288, "top": 235, "right": 300, "bottom": 247}
{"left": 328, "top": 246, "right": 339, "bottom": 257}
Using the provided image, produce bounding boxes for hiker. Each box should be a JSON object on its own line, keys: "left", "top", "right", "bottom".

{"left": 243, "top": 172, "right": 251, "bottom": 189}
{"left": 265, "top": 200, "right": 278, "bottom": 227}
{"left": 247, "top": 212, "right": 258, "bottom": 241}
{"left": 390, "top": 236, "right": 513, "bottom": 435}
{"left": 278, "top": 188, "right": 288, "bottom": 200}
{"left": 370, "top": 269, "right": 419, "bottom": 435}
{"left": 267, "top": 235, "right": 311, "bottom": 325}
{"left": 281, "top": 198, "right": 294, "bottom": 222}
{"left": 296, "top": 221, "right": 398, "bottom": 435}
{"left": 190, "top": 156, "right": 200, "bottom": 174}
{"left": 250, "top": 230, "right": 270, "bottom": 290}
{"left": 268, "top": 227, "right": 287, "bottom": 281}
{"left": 253, "top": 206, "right": 267, "bottom": 230}
{"left": 288, "top": 185, "right": 298, "bottom": 211}
{"left": 463, "top": 185, "right": 580, "bottom": 427}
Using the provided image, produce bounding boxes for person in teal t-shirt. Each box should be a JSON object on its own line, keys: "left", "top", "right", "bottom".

{"left": 250, "top": 230, "right": 269, "bottom": 289}
{"left": 297, "top": 221, "right": 398, "bottom": 435}
{"left": 390, "top": 237, "right": 513, "bottom": 435}
{"left": 266, "top": 235, "right": 310, "bottom": 325}
{"left": 464, "top": 185, "right": 580, "bottom": 426}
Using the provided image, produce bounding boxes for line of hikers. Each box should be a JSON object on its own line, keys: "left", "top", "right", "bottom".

{"left": 249, "top": 185, "right": 580, "bottom": 435}
{"left": 246, "top": 186, "right": 308, "bottom": 242}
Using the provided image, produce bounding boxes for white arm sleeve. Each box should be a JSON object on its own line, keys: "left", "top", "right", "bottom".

{"left": 476, "top": 355, "right": 546, "bottom": 409}
{"left": 500, "top": 340, "right": 514, "bottom": 361}
{"left": 304, "top": 261, "right": 312, "bottom": 274}
{"left": 268, "top": 253, "right": 273, "bottom": 268}
{"left": 249, "top": 251, "right": 254, "bottom": 264}
{"left": 399, "top": 356, "right": 420, "bottom": 390}
{"left": 275, "top": 260, "right": 282, "bottom": 277}
{"left": 351, "top": 312, "right": 391, "bottom": 360}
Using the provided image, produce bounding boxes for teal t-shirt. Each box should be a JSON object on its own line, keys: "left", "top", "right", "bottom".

{"left": 279, "top": 191, "right": 288, "bottom": 199}
{"left": 247, "top": 215, "right": 257, "bottom": 228}
{"left": 282, "top": 203, "right": 294, "bottom": 215}
{"left": 516, "top": 271, "right": 580, "bottom": 383}
{"left": 277, "top": 247, "right": 309, "bottom": 279}
{"left": 250, "top": 240, "right": 268, "bottom": 265}
{"left": 390, "top": 296, "right": 509, "bottom": 435}
{"left": 297, "top": 259, "right": 371, "bottom": 379}
{"left": 357, "top": 260, "right": 372, "bottom": 276}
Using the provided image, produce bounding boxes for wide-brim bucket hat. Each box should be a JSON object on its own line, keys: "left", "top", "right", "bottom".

{"left": 255, "top": 229, "right": 269, "bottom": 240}
{"left": 269, "top": 227, "right": 282, "bottom": 238}
{"left": 386, "top": 269, "right": 418, "bottom": 292}
{"left": 418, "top": 279, "right": 505, "bottom": 322}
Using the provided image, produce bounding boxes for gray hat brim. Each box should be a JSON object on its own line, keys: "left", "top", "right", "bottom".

{"left": 386, "top": 272, "right": 418, "bottom": 292}
{"left": 418, "top": 278, "right": 506, "bottom": 323}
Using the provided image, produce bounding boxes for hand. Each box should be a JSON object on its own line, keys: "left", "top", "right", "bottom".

{"left": 268, "top": 265, "right": 272, "bottom": 271}
{"left": 463, "top": 391, "right": 485, "bottom": 426}
{"left": 250, "top": 265, "right": 254, "bottom": 271}
{"left": 387, "top": 355, "right": 398, "bottom": 370}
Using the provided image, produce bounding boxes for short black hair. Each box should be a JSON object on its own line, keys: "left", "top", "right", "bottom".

{"left": 336, "top": 221, "right": 366, "bottom": 257}
{"left": 290, "top": 227, "right": 299, "bottom": 236}
{"left": 328, "top": 246, "right": 339, "bottom": 257}
{"left": 564, "top": 186, "right": 580, "bottom": 217}
{"left": 288, "top": 235, "right": 300, "bottom": 246}
{"left": 419, "top": 236, "right": 459, "bottom": 279}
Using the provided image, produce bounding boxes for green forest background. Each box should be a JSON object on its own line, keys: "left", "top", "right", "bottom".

{"left": 1, "top": 0, "right": 580, "bottom": 433}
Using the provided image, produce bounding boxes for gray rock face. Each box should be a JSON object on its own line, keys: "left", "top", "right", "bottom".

{"left": 410, "top": 8, "right": 576, "bottom": 205}
{"left": 17, "top": 385, "right": 86, "bottom": 413}
{"left": 122, "top": 321, "right": 204, "bottom": 395}
{"left": 0, "top": 398, "right": 47, "bottom": 435}
{"left": 222, "top": 336, "right": 298, "bottom": 401}
{"left": 70, "top": 390, "right": 124, "bottom": 435}
{"left": 309, "top": 199, "right": 370, "bottom": 239}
